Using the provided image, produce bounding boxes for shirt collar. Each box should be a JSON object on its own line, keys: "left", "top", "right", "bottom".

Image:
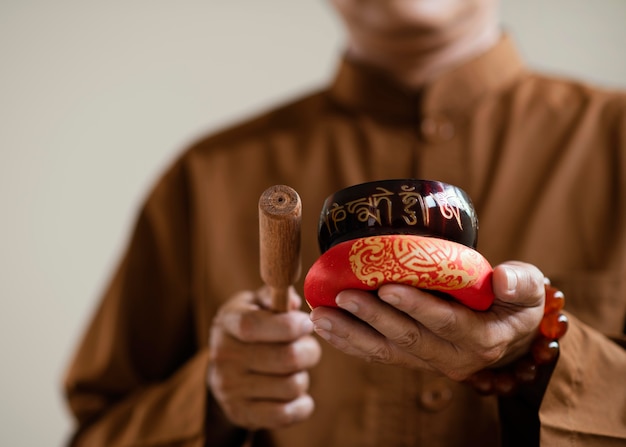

{"left": 329, "top": 34, "right": 526, "bottom": 122}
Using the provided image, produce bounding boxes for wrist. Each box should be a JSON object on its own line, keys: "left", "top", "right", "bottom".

{"left": 465, "top": 282, "right": 568, "bottom": 396}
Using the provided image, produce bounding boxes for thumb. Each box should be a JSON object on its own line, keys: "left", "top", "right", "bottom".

{"left": 492, "top": 261, "right": 545, "bottom": 307}
{"left": 257, "top": 286, "right": 303, "bottom": 311}
{"left": 288, "top": 286, "right": 304, "bottom": 311}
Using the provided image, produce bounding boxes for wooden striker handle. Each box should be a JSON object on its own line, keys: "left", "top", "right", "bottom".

{"left": 258, "top": 185, "right": 302, "bottom": 312}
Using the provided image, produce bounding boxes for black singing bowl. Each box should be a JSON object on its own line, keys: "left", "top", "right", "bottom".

{"left": 317, "top": 179, "right": 479, "bottom": 253}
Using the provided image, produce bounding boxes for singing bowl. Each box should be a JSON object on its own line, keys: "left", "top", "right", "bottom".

{"left": 304, "top": 234, "right": 494, "bottom": 311}
{"left": 317, "top": 179, "right": 479, "bottom": 254}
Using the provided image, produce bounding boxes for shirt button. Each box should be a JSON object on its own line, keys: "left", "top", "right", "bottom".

{"left": 420, "top": 116, "right": 455, "bottom": 143}
{"left": 419, "top": 381, "right": 453, "bottom": 412}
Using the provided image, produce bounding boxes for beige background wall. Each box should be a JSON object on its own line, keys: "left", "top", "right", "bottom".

{"left": 1, "top": 1, "right": 625, "bottom": 445}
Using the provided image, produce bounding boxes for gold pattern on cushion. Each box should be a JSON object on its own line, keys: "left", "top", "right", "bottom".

{"left": 349, "top": 236, "right": 482, "bottom": 291}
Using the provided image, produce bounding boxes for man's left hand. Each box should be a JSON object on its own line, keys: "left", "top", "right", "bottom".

{"left": 309, "top": 261, "right": 545, "bottom": 381}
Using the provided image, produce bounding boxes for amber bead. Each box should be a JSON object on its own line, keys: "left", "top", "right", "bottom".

{"left": 544, "top": 285, "right": 565, "bottom": 313}
{"left": 514, "top": 356, "right": 538, "bottom": 383}
{"left": 493, "top": 371, "right": 517, "bottom": 396}
{"left": 531, "top": 338, "right": 560, "bottom": 365}
{"left": 467, "top": 369, "right": 497, "bottom": 395}
{"left": 540, "top": 311, "right": 569, "bottom": 339}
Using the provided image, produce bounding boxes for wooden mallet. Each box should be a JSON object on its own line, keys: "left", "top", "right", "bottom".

{"left": 258, "top": 185, "right": 302, "bottom": 312}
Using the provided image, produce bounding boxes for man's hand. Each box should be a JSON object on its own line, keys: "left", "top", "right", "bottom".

{"left": 208, "top": 287, "right": 322, "bottom": 430}
{"left": 309, "top": 261, "right": 545, "bottom": 381}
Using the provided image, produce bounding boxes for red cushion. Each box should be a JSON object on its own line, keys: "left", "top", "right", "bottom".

{"left": 304, "top": 235, "right": 494, "bottom": 311}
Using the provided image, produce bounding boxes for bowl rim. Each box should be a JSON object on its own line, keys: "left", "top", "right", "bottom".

{"left": 317, "top": 178, "right": 478, "bottom": 252}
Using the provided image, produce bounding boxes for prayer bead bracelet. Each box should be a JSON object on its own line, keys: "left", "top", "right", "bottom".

{"left": 465, "top": 282, "right": 569, "bottom": 396}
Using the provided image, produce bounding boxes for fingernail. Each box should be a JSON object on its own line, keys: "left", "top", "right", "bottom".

{"left": 504, "top": 266, "right": 518, "bottom": 292}
{"left": 315, "top": 328, "right": 332, "bottom": 341}
{"left": 379, "top": 292, "right": 400, "bottom": 305}
{"left": 301, "top": 318, "right": 314, "bottom": 333}
{"left": 312, "top": 317, "right": 332, "bottom": 331}
{"left": 335, "top": 296, "right": 359, "bottom": 313}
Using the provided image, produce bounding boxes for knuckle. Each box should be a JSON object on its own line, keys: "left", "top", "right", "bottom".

{"left": 393, "top": 330, "right": 421, "bottom": 350}
{"left": 365, "top": 343, "right": 394, "bottom": 364}
{"left": 437, "top": 353, "right": 477, "bottom": 381}
{"left": 208, "top": 368, "right": 238, "bottom": 396}
{"left": 416, "top": 346, "right": 437, "bottom": 363}
{"left": 213, "top": 391, "right": 251, "bottom": 428}
{"left": 479, "top": 345, "right": 505, "bottom": 365}
{"left": 297, "top": 371, "right": 311, "bottom": 391}
{"left": 446, "top": 367, "right": 472, "bottom": 382}
{"left": 300, "top": 336, "right": 323, "bottom": 367}
{"left": 208, "top": 326, "right": 224, "bottom": 351}
{"left": 472, "top": 340, "right": 505, "bottom": 366}
{"left": 283, "top": 395, "right": 315, "bottom": 426}
{"left": 284, "top": 315, "right": 307, "bottom": 339}
{"left": 279, "top": 343, "right": 303, "bottom": 372}
{"left": 431, "top": 312, "right": 459, "bottom": 337}
{"left": 288, "top": 371, "right": 310, "bottom": 395}
{"left": 237, "top": 313, "right": 258, "bottom": 341}
{"left": 476, "top": 326, "right": 508, "bottom": 364}
{"left": 364, "top": 309, "right": 384, "bottom": 326}
{"left": 281, "top": 337, "right": 321, "bottom": 372}
{"left": 263, "top": 400, "right": 310, "bottom": 429}
{"left": 478, "top": 346, "right": 504, "bottom": 364}
{"left": 208, "top": 342, "right": 231, "bottom": 364}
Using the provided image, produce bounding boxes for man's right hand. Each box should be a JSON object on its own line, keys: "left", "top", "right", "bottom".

{"left": 207, "top": 287, "right": 321, "bottom": 430}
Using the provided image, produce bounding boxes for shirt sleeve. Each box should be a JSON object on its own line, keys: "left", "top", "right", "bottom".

{"left": 62, "top": 158, "right": 248, "bottom": 446}
{"left": 539, "top": 314, "right": 626, "bottom": 445}
{"left": 66, "top": 349, "right": 210, "bottom": 446}
{"left": 537, "top": 93, "right": 626, "bottom": 445}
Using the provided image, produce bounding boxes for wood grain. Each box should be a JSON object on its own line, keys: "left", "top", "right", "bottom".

{"left": 258, "top": 185, "right": 302, "bottom": 312}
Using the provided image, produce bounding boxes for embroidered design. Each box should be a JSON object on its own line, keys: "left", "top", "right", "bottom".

{"left": 348, "top": 236, "right": 482, "bottom": 290}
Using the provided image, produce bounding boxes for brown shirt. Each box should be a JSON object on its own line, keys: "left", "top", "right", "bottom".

{"left": 64, "top": 36, "right": 626, "bottom": 446}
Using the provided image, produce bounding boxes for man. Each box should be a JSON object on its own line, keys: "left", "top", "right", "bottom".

{"left": 64, "top": 0, "right": 626, "bottom": 445}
